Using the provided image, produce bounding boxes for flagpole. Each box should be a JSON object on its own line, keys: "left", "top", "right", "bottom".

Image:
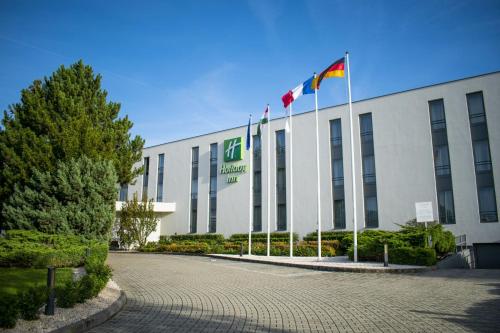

{"left": 267, "top": 105, "right": 271, "bottom": 257}
{"left": 289, "top": 102, "right": 294, "bottom": 257}
{"left": 346, "top": 51, "right": 358, "bottom": 262}
{"left": 248, "top": 114, "right": 253, "bottom": 256}
{"left": 314, "top": 73, "right": 322, "bottom": 260}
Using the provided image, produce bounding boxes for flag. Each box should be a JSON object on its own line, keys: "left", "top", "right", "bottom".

{"left": 246, "top": 115, "right": 251, "bottom": 150}
{"left": 257, "top": 105, "right": 269, "bottom": 136}
{"left": 314, "top": 57, "right": 345, "bottom": 89}
{"left": 281, "top": 75, "right": 315, "bottom": 108}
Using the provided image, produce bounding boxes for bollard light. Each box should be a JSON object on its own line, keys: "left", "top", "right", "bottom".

{"left": 45, "top": 266, "right": 56, "bottom": 315}
{"left": 384, "top": 244, "right": 389, "bottom": 267}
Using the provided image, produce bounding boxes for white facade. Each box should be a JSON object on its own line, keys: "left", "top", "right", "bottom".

{"left": 126, "top": 72, "right": 500, "bottom": 245}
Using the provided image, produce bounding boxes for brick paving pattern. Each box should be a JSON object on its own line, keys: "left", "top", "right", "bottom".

{"left": 90, "top": 253, "right": 500, "bottom": 333}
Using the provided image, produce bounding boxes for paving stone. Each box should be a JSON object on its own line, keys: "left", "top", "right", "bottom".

{"left": 89, "top": 253, "right": 500, "bottom": 333}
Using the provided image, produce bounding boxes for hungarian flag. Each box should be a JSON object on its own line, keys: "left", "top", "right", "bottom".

{"left": 281, "top": 75, "right": 315, "bottom": 108}
{"left": 314, "top": 57, "right": 345, "bottom": 89}
{"left": 257, "top": 105, "right": 269, "bottom": 136}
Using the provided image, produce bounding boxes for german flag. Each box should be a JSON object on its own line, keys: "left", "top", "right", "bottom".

{"left": 313, "top": 57, "right": 345, "bottom": 89}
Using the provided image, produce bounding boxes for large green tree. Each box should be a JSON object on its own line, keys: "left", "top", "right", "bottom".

{"left": 0, "top": 60, "right": 144, "bottom": 225}
{"left": 3, "top": 156, "right": 117, "bottom": 238}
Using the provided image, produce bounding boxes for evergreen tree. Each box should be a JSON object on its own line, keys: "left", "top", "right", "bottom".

{"left": 0, "top": 60, "right": 144, "bottom": 226}
{"left": 2, "top": 156, "right": 117, "bottom": 238}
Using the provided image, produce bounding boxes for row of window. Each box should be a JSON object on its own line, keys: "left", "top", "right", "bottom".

{"left": 430, "top": 91, "right": 498, "bottom": 224}
{"left": 134, "top": 90, "right": 497, "bottom": 233}
{"left": 137, "top": 154, "right": 166, "bottom": 203}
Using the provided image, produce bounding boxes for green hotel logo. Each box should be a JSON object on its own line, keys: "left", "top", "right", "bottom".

{"left": 223, "top": 137, "right": 243, "bottom": 162}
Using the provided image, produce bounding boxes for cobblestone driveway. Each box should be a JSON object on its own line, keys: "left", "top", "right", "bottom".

{"left": 90, "top": 253, "right": 500, "bottom": 333}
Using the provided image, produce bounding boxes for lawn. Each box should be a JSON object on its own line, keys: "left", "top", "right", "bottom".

{"left": 0, "top": 267, "right": 73, "bottom": 297}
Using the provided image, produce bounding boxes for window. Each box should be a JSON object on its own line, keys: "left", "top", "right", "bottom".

{"left": 156, "top": 154, "right": 165, "bottom": 202}
{"left": 359, "top": 113, "right": 378, "bottom": 228}
{"left": 330, "top": 119, "right": 345, "bottom": 229}
{"left": 334, "top": 200, "right": 345, "bottom": 229}
{"left": 467, "top": 92, "right": 486, "bottom": 124}
{"left": 362, "top": 155, "right": 376, "bottom": 184}
{"left": 332, "top": 160, "right": 344, "bottom": 186}
{"left": 276, "top": 130, "right": 287, "bottom": 231}
{"left": 208, "top": 143, "right": 217, "bottom": 233}
{"left": 118, "top": 184, "right": 128, "bottom": 201}
{"left": 473, "top": 140, "right": 492, "bottom": 173}
{"left": 331, "top": 119, "right": 342, "bottom": 146}
{"left": 190, "top": 147, "right": 199, "bottom": 233}
{"left": 433, "top": 145, "right": 451, "bottom": 176}
{"left": 438, "top": 191, "right": 455, "bottom": 224}
{"left": 360, "top": 114, "right": 373, "bottom": 143}
{"left": 253, "top": 134, "right": 262, "bottom": 232}
{"left": 467, "top": 92, "right": 497, "bottom": 223}
{"left": 478, "top": 187, "right": 498, "bottom": 222}
{"left": 429, "top": 99, "right": 456, "bottom": 225}
{"left": 142, "top": 157, "right": 150, "bottom": 201}
{"left": 429, "top": 99, "right": 446, "bottom": 130}
{"left": 365, "top": 196, "right": 378, "bottom": 228}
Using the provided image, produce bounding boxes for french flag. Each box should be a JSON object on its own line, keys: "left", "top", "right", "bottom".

{"left": 281, "top": 76, "right": 315, "bottom": 108}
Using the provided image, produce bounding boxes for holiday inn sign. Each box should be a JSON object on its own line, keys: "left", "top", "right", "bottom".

{"left": 221, "top": 137, "right": 247, "bottom": 183}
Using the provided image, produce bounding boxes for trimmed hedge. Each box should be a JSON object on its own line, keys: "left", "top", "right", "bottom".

{"left": 0, "top": 230, "right": 108, "bottom": 268}
{"left": 345, "top": 223, "right": 454, "bottom": 266}
{"left": 161, "top": 234, "right": 225, "bottom": 243}
{"left": 139, "top": 240, "right": 339, "bottom": 257}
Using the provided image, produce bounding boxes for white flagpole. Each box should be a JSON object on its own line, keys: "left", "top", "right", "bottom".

{"left": 346, "top": 51, "right": 358, "bottom": 262}
{"left": 248, "top": 114, "right": 253, "bottom": 256}
{"left": 266, "top": 105, "right": 271, "bottom": 257}
{"left": 289, "top": 102, "right": 294, "bottom": 257}
{"left": 314, "top": 73, "right": 322, "bottom": 260}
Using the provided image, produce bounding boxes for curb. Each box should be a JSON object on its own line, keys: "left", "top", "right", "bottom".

{"left": 205, "top": 254, "right": 434, "bottom": 274}
{"left": 50, "top": 289, "right": 126, "bottom": 333}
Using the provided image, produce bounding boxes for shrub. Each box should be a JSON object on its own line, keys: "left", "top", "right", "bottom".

{"left": 304, "top": 231, "right": 353, "bottom": 254}
{"left": 17, "top": 286, "right": 47, "bottom": 320}
{"left": 0, "top": 230, "right": 108, "bottom": 268}
{"left": 170, "top": 234, "right": 225, "bottom": 243}
{"left": 56, "top": 280, "right": 79, "bottom": 308}
{"left": 390, "top": 247, "right": 437, "bottom": 266}
{"left": 0, "top": 294, "right": 19, "bottom": 328}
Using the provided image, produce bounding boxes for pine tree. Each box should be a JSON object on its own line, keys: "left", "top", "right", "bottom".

{"left": 2, "top": 156, "right": 117, "bottom": 238}
{"left": 0, "top": 60, "right": 144, "bottom": 226}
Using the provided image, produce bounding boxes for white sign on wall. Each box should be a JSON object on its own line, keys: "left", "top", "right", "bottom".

{"left": 415, "top": 202, "right": 434, "bottom": 222}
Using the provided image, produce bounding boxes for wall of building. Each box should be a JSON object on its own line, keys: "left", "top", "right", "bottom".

{"left": 127, "top": 72, "right": 500, "bottom": 245}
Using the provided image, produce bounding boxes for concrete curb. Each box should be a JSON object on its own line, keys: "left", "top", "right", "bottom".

{"left": 205, "top": 254, "right": 434, "bottom": 274}
{"left": 50, "top": 289, "right": 127, "bottom": 333}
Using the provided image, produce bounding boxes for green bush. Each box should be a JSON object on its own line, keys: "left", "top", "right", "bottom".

{"left": 345, "top": 221, "right": 452, "bottom": 266}
{"left": 0, "top": 230, "right": 108, "bottom": 268}
{"left": 18, "top": 286, "right": 47, "bottom": 320}
{"left": 389, "top": 247, "right": 437, "bottom": 266}
{"left": 304, "top": 231, "right": 353, "bottom": 254}
{"left": 0, "top": 294, "right": 19, "bottom": 328}
{"left": 56, "top": 280, "right": 79, "bottom": 308}
{"left": 170, "top": 234, "right": 225, "bottom": 243}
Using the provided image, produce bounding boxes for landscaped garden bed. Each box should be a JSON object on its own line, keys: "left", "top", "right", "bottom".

{"left": 137, "top": 220, "right": 455, "bottom": 267}
{"left": 0, "top": 230, "right": 112, "bottom": 329}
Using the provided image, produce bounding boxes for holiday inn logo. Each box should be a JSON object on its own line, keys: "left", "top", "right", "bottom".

{"left": 224, "top": 137, "right": 243, "bottom": 162}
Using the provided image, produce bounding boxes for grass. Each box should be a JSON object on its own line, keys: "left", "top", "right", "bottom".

{"left": 0, "top": 267, "right": 73, "bottom": 297}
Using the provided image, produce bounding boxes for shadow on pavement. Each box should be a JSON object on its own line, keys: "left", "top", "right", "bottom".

{"left": 411, "top": 282, "right": 500, "bottom": 333}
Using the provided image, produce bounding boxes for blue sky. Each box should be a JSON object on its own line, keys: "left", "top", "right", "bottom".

{"left": 1, "top": 0, "right": 500, "bottom": 146}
